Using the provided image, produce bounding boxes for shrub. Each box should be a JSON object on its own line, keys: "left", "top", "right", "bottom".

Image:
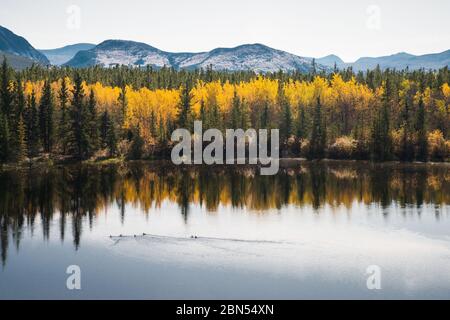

{"left": 328, "top": 136, "right": 358, "bottom": 159}
{"left": 428, "top": 130, "right": 448, "bottom": 161}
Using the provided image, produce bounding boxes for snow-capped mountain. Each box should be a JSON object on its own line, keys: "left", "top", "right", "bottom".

{"left": 65, "top": 40, "right": 323, "bottom": 73}
{"left": 39, "top": 43, "right": 96, "bottom": 66}
{"left": 0, "top": 25, "right": 49, "bottom": 65}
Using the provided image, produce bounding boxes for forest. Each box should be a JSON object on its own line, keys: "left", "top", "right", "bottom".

{"left": 0, "top": 58, "right": 449, "bottom": 164}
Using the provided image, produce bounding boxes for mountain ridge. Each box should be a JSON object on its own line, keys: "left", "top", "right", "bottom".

{"left": 39, "top": 43, "right": 96, "bottom": 65}
{"left": 0, "top": 25, "right": 49, "bottom": 65}
{"left": 64, "top": 40, "right": 324, "bottom": 73}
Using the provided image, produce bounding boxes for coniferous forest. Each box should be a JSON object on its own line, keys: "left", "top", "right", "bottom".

{"left": 0, "top": 58, "right": 449, "bottom": 165}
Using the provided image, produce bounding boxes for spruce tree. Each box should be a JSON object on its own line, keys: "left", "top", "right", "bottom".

{"left": 177, "top": 82, "right": 192, "bottom": 130}
{"left": 16, "top": 115, "right": 26, "bottom": 162}
{"left": 87, "top": 90, "right": 99, "bottom": 155}
{"left": 309, "top": 97, "right": 326, "bottom": 159}
{"left": 69, "top": 73, "right": 89, "bottom": 160}
{"left": 0, "top": 58, "right": 12, "bottom": 117}
{"left": 38, "top": 80, "right": 54, "bottom": 153}
{"left": 260, "top": 100, "right": 270, "bottom": 130}
{"left": 230, "top": 90, "right": 241, "bottom": 128}
{"left": 100, "top": 110, "right": 116, "bottom": 156}
{"left": 415, "top": 96, "right": 428, "bottom": 162}
{"left": 58, "top": 78, "right": 69, "bottom": 155}
{"left": 279, "top": 90, "right": 293, "bottom": 143}
{"left": 297, "top": 105, "right": 307, "bottom": 139}
{"left": 25, "top": 90, "right": 40, "bottom": 157}
{"left": 129, "top": 127, "right": 144, "bottom": 160}
{"left": 0, "top": 112, "right": 9, "bottom": 163}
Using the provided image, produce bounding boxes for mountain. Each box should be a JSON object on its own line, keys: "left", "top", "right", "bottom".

{"left": 351, "top": 50, "right": 450, "bottom": 71}
{"left": 0, "top": 51, "right": 36, "bottom": 70}
{"left": 65, "top": 40, "right": 324, "bottom": 73}
{"left": 316, "top": 51, "right": 450, "bottom": 71}
{"left": 0, "top": 25, "right": 49, "bottom": 65}
{"left": 316, "top": 55, "right": 346, "bottom": 69}
{"left": 39, "top": 43, "right": 95, "bottom": 65}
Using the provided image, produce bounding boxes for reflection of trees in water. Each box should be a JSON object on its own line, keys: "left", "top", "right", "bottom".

{"left": 0, "top": 162, "right": 449, "bottom": 265}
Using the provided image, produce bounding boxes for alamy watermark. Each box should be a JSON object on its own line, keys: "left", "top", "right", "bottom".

{"left": 66, "top": 5, "right": 82, "bottom": 30}
{"left": 171, "top": 121, "right": 280, "bottom": 175}
{"left": 366, "top": 265, "right": 382, "bottom": 290}
{"left": 66, "top": 265, "right": 81, "bottom": 290}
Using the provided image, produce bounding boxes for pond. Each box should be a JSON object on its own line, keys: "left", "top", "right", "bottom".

{"left": 0, "top": 161, "right": 449, "bottom": 299}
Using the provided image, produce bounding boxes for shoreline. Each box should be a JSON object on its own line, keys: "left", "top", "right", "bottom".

{"left": 1, "top": 157, "right": 449, "bottom": 172}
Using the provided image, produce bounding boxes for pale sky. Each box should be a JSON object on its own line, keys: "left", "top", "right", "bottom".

{"left": 1, "top": 0, "right": 449, "bottom": 62}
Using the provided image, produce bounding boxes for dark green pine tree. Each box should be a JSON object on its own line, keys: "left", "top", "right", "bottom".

{"left": 25, "top": 90, "right": 40, "bottom": 157}
{"left": 309, "top": 97, "right": 326, "bottom": 160}
{"left": 240, "top": 98, "right": 251, "bottom": 130}
{"left": 279, "top": 89, "right": 293, "bottom": 144}
{"left": 415, "top": 96, "right": 428, "bottom": 162}
{"left": 177, "top": 82, "right": 193, "bottom": 130}
{"left": 260, "top": 100, "right": 270, "bottom": 130}
{"left": 16, "top": 115, "right": 27, "bottom": 162}
{"left": 38, "top": 80, "right": 54, "bottom": 153}
{"left": 230, "top": 90, "right": 241, "bottom": 128}
{"left": 371, "top": 100, "right": 392, "bottom": 161}
{"left": 128, "top": 126, "right": 144, "bottom": 160}
{"left": 399, "top": 100, "right": 414, "bottom": 161}
{"left": 9, "top": 79, "right": 26, "bottom": 161}
{"left": 68, "top": 73, "right": 89, "bottom": 160}
{"left": 199, "top": 99, "right": 208, "bottom": 128}
{"left": 0, "top": 111, "right": 9, "bottom": 163}
{"left": 118, "top": 82, "right": 128, "bottom": 137}
{"left": 296, "top": 105, "right": 307, "bottom": 139}
{"left": 58, "top": 77, "right": 69, "bottom": 155}
{"left": 100, "top": 110, "right": 116, "bottom": 157}
{"left": 0, "top": 58, "right": 13, "bottom": 117}
{"left": 87, "top": 90, "right": 99, "bottom": 155}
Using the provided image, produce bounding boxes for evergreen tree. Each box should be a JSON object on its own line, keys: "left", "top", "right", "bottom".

{"left": 260, "top": 100, "right": 270, "bottom": 130}
{"left": 0, "top": 112, "right": 9, "bottom": 163}
{"left": 371, "top": 99, "right": 392, "bottom": 161}
{"left": 128, "top": 127, "right": 144, "bottom": 160}
{"left": 309, "top": 97, "right": 326, "bottom": 159}
{"left": 279, "top": 89, "right": 293, "bottom": 143}
{"left": 68, "top": 73, "right": 89, "bottom": 160}
{"left": 0, "top": 58, "right": 12, "bottom": 117}
{"left": 118, "top": 82, "right": 127, "bottom": 137}
{"left": 25, "top": 90, "right": 40, "bottom": 157}
{"left": 16, "top": 115, "right": 27, "bottom": 162}
{"left": 58, "top": 78, "right": 69, "bottom": 155}
{"left": 38, "top": 80, "right": 54, "bottom": 153}
{"left": 200, "top": 99, "right": 208, "bottom": 128}
{"left": 296, "top": 105, "right": 307, "bottom": 139}
{"left": 100, "top": 110, "right": 116, "bottom": 156}
{"left": 230, "top": 90, "right": 241, "bottom": 128}
{"left": 240, "top": 98, "right": 251, "bottom": 130}
{"left": 415, "top": 96, "right": 428, "bottom": 162}
{"left": 87, "top": 90, "right": 99, "bottom": 155}
{"left": 177, "top": 82, "right": 192, "bottom": 130}
{"left": 399, "top": 101, "right": 414, "bottom": 161}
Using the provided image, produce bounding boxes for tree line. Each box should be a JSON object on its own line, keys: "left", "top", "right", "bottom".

{"left": 0, "top": 57, "right": 449, "bottom": 164}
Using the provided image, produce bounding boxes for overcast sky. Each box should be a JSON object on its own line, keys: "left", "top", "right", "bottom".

{"left": 1, "top": 0, "right": 449, "bottom": 62}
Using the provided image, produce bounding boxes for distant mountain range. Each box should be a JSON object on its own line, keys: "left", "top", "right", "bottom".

{"left": 1, "top": 25, "right": 449, "bottom": 72}
{"left": 316, "top": 51, "right": 450, "bottom": 72}
{"left": 39, "top": 43, "right": 96, "bottom": 65}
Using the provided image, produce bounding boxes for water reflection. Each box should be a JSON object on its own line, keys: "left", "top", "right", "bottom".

{"left": 0, "top": 161, "right": 449, "bottom": 266}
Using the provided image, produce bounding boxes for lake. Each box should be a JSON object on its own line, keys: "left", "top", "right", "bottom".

{"left": 0, "top": 161, "right": 449, "bottom": 299}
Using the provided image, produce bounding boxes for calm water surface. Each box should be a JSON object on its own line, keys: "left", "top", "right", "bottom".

{"left": 0, "top": 161, "right": 449, "bottom": 299}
